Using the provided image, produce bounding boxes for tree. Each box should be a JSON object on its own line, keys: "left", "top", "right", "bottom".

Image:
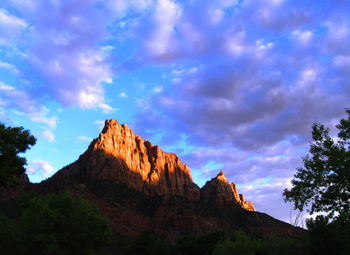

{"left": 212, "top": 231, "right": 262, "bottom": 255}
{"left": 0, "top": 193, "right": 112, "bottom": 255}
{"left": 283, "top": 109, "right": 350, "bottom": 222}
{"left": 0, "top": 123, "right": 36, "bottom": 187}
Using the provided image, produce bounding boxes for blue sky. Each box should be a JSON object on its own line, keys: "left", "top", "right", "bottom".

{"left": 1, "top": 0, "right": 349, "bottom": 223}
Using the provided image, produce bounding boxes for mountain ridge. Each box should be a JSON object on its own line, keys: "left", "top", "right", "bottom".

{"left": 40, "top": 119, "right": 253, "bottom": 209}
{"left": 35, "top": 119, "right": 304, "bottom": 238}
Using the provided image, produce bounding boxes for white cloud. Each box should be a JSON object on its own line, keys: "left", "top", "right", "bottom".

{"left": 0, "top": 82, "right": 36, "bottom": 110}
{"left": 0, "top": 82, "right": 57, "bottom": 127}
{"left": 106, "top": 0, "right": 154, "bottom": 17}
{"left": 118, "top": 92, "right": 128, "bottom": 98}
{"left": 0, "top": 8, "right": 27, "bottom": 45}
{"left": 255, "top": 39, "right": 274, "bottom": 58}
{"left": 94, "top": 120, "right": 105, "bottom": 130}
{"left": 152, "top": 86, "right": 163, "bottom": 93}
{"left": 29, "top": 107, "right": 57, "bottom": 128}
{"left": 334, "top": 55, "right": 350, "bottom": 71}
{"left": 224, "top": 31, "right": 247, "bottom": 56}
{"left": 41, "top": 130, "right": 55, "bottom": 142}
{"left": 0, "top": 9, "right": 27, "bottom": 28}
{"left": 78, "top": 89, "right": 103, "bottom": 108}
{"left": 77, "top": 135, "right": 93, "bottom": 142}
{"left": 0, "top": 2, "right": 115, "bottom": 111}
{"left": 27, "top": 160, "right": 55, "bottom": 178}
{"left": 297, "top": 68, "right": 318, "bottom": 87}
{"left": 99, "top": 103, "right": 117, "bottom": 114}
{"left": 145, "top": 0, "right": 182, "bottom": 58}
{"left": 292, "top": 30, "right": 313, "bottom": 46}
{"left": 209, "top": 8, "right": 224, "bottom": 24}
{"left": 0, "top": 82, "right": 15, "bottom": 91}
{"left": 0, "top": 61, "right": 20, "bottom": 74}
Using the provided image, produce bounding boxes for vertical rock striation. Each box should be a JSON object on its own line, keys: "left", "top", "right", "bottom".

{"left": 39, "top": 120, "right": 254, "bottom": 211}
{"left": 90, "top": 120, "right": 201, "bottom": 200}
{"left": 42, "top": 119, "right": 200, "bottom": 200}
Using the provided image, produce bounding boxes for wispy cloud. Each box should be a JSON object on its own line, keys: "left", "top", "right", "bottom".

{"left": 41, "top": 130, "right": 55, "bottom": 142}
{"left": 118, "top": 92, "right": 128, "bottom": 98}
{"left": 27, "top": 160, "right": 55, "bottom": 179}
{"left": 77, "top": 135, "right": 93, "bottom": 142}
{"left": 0, "top": 8, "right": 27, "bottom": 45}
{"left": 94, "top": 120, "right": 105, "bottom": 131}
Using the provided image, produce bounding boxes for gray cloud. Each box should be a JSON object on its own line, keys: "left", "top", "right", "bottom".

{"left": 0, "top": 0, "right": 118, "bottom": 110}
{"left": 128, "top": 0, "right": 350, "bottom": 222}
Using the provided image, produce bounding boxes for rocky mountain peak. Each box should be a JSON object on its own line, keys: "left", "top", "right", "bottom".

{"left": 201, "top": 171, "right": 255, "bottom": 211}
{"left": 32, "top": 119, "right": 310, "bottom": 237}
{"left": 39, "top": 120, "right": 256, "bottom": 211}
{"left": 216, "top": 170, "right": 228, "bottom": 183}
{"left": 42, "top": 119, "right": 200, "bottom": 200}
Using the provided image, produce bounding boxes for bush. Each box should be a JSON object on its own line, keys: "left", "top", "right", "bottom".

{"left": 126, "top": 232, "right": 174, "bottom": 255}
{"left": 213, "top": 231, "right": 263, "bottom": 255}
{"left": 176, "top": 231, "right": 226, "bottom": 255}
{"left": 0, "top": 193, "right": 111, "bottom": 255}
{"left": 305, "top": 216, "right": 350, "bottom": 255}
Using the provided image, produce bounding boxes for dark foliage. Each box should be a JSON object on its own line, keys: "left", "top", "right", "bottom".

{"left": 0, "top": 193, "right": 112, "bottom": 255}
{"left": 125, "top": 232, "right": 174, "bottom": 255}
{"left": 283, "top": 108, "right": 350, "bottom": 255}
{"left": 122, "top": 231, "right": 305, "bottom": 255}
{"left": 305, "top": 216, "right": 350, "bottom": 255}
{"left": 283, "top": 108, "right": 350, "bottom": 222}
{"left": 213, "top": 231, "right": 305, "bottom": 255}
{"left": 176, "top": 231, "right": 226, "bottom": 255}
{"left": 0, "top": 123, "right": 36, "bottom": 187}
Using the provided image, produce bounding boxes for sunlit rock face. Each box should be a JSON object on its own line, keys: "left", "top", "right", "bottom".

{"left": 40, "top": 120, "right": 257, "bottom": 210}
{"left": 42, "top": 119, "right": 200, "bottom": 200}
{"left": 89, "top": 120, "right": 200, "bottom": 200}
{"left": 36, "top": 119, "right": 305, "bottom": 238}
{"left": 201, "top": 171, "right": 255, "bottom": 211}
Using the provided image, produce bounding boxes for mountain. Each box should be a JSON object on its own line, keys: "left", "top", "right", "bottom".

{"left": 36, "top": 119, "right": 303, "bottom": 238}
{"left": 202, "top": 171, "right": 255, "bottom": 211}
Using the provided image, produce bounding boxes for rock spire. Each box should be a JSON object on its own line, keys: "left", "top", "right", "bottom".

{"left": 202, "top": 171, "right": 255, "bottom": 211}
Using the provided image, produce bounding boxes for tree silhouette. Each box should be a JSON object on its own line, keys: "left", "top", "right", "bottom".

{"left": 0, "top": 193, "right": 112, "bottom": 255}
{"left": 0, "top": 123, "right": 36, "bottom": 187}
{"left": 283, "top": 108, "right": 350, "bottom": 222}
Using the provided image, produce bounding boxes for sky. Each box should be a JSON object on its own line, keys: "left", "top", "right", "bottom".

{"left": 0, "top": 0, "right": 349, "bottom": 224}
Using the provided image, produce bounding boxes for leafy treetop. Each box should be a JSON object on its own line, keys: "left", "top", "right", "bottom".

{"left": 283, "top": 109, "right": 350, "bottom": 222}
{"left": 0, "top": 123, "right": 36, "bottom": 187}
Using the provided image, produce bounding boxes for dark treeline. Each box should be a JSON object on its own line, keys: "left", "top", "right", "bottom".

{"left": 1, "top": 193, "right": 349, "bottom": 255}
{"left": 0, "top": 192, "right": 111, "bottom": 255}
{"left": 118, "top": 223, "right": 349, "bottom": 255}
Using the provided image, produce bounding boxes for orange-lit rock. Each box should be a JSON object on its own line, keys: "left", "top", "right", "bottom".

{"left": 36, "top": 119, "right": 305, "bottom": 238}
{"left": 40, "top": 119, "right": 200, "bottom": 200}
{"left": 201, "top": 171, "right": 255, "bottom": 211}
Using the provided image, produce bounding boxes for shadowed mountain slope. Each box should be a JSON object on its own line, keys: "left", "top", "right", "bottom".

{"left": 36, "top": 119, "right": 304, "bottom": 238}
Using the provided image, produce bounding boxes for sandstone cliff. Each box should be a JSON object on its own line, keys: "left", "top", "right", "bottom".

{"left": 201, "top": 171, "right": 255, "bottom": 211}
{"left": 41, "top": 119, "right": 200, "bottom": 200}
{"left": 36, "top": 119, "right": 304, "bottom": 238}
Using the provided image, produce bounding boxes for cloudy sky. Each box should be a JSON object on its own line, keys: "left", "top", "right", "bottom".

{"left": 1, "top": 0, "right": 349, "bottom": 223}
